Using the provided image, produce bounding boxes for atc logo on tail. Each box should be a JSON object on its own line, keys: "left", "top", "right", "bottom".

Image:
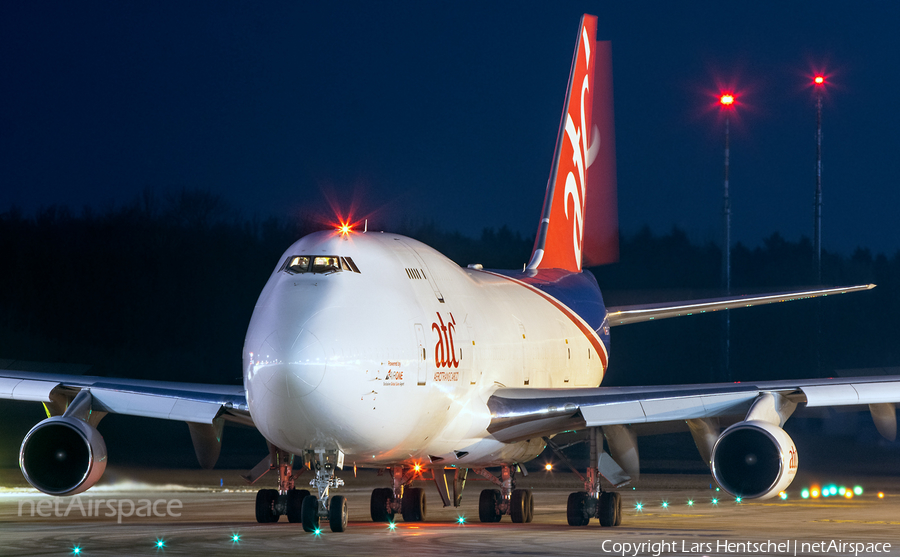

{"left": 529, "top": 14, "right": 618, "bottom": 272}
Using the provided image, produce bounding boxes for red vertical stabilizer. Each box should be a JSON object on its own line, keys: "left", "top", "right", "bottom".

{"left": 528, "top": 15, "right": 618, "bottom": 272}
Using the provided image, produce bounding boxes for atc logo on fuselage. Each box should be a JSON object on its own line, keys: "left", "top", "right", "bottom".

{"left": 432, "top": 312, "right": 460, "bottom": 372}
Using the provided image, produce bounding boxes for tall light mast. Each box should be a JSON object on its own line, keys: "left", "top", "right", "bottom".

{"left": 719, "top": 92, "right": 735, "bottom": 380}
{"left": 813, "top": 75, "right": 825, "bottom": 283}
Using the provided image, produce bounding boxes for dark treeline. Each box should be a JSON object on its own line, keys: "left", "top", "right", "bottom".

{"left": 1, "top": 189, "right": 898, "bottom": 390}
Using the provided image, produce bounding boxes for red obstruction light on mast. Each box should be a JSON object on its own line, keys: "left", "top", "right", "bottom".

{"left": 719, "top": 93, "right": 735, "bottom": 106}
{"left": 814, "top": 75, "right": 825, "bottom": 85}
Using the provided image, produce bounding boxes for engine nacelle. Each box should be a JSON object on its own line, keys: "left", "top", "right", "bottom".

{"left": 19, "top": 416, "right": 108, "bottom": 496}
{"left": 710, "top": 420, "right": 798, "bottom": 500}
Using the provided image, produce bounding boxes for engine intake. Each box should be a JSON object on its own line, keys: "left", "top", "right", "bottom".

{"left": 710, "top": 420, "right": 797, "bottom": 500}
{"left": 19, "top": 416, "right": 107, "bottom": 496}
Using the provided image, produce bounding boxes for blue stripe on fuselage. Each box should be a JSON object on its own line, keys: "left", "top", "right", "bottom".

{"left": 491, "top": 268, "right": 610, "bottom": 356}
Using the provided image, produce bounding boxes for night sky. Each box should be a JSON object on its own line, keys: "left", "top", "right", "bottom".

{"left": 2, "top": 1, "right": 898, "bottom": 255}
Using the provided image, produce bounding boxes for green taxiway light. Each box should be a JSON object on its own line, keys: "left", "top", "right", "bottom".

{"left": 801, "top": 489, "right": 810, "bottom": 499}
{"left": 854, "top": 486, "right": 864, "bottom": 495}
{"left": 72, "top": 546, "right": 82, "bottom": 556}
{"left": 686, "top": 500, "right": 694, "bottom": 507}
{"left": 711, "top": 498, "right": 719, "bottom": 505}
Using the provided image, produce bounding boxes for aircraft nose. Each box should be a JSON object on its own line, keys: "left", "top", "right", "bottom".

{"left": 251, "top": 328, "right": 327, "bottom": 399}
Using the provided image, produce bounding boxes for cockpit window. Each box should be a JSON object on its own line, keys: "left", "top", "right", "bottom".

{"left": 286, "top": 256, "right": 311, "bottom": 273}
{"left": 282, "top": 255, "right": 361, "bottom": 275}
{"left": 312, "top": 256, "right": 340, "bottom": 273}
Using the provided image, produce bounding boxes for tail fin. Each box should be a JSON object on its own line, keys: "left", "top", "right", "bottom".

{"left": 528, "top": 15, "right": 618, "bottom": 272}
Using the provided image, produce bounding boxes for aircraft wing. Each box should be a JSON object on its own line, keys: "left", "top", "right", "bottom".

{"left": 486, "top": 375, "right": 900, "bottom": 443}
{"left": 0, "top": 368, "right": 251, "bottom": 426}
{"left": 606, "top": 284, "right": 875, "bottom": 326}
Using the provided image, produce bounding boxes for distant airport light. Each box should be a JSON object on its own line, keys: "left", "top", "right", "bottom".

{"left": 779, "top": 491, "right": 788, "bottom": 500}
{"left": 413, "top": 463, "right": 422, "bottom": 472}
{"left": 634, "top": 502, "right": 644, "bottom": 512}
{"left": 838, "top": 486, "right": 846, "bottom": 495}
{"left": 545, "top": 463, "right": 553, "bottom": 471}
{"left": 853, "top": 486, "right": 863, "bottom": 496}
{"left": 878, "top": 492, "right": 885, "bottom": 499}
{"left": 388, "top": 522, "right": 397, "bottom": 530}
{"left": 155, "top": 538, "right": 166, "bottom": 549}
{"left": 711, "top": 498, "right": 719, "bottom": 506}
{"left": 844, "top": 491, "right": 853, "bottom": 499}
{"left": 661, "top": 501, "right": 669, "bottom": 509}
{"left": 829, "top": 486, "right": 838, "bottom": 496}
{"left": 686, "top": 499, "right": 694, "bottom": 507}
{"left": 801, "top": 489, "right": 809, "bottom": 499}
{"left": 811, "top": 489, "right": 820, "bottom": 498}
{"left": 457, "top": 516, "right": 466, "bottom": 524}
{"left": 72, "top": 546, "right": 82, "bottom": 556}
{"left": 734, "top": 496, "right": 742, "bottom": 504}
{"left": 314, "top": 528, "right": 322, "bottom": 536}
{"left": 814, "top": 75, "right": 825, "bottom": 85}
{"left": 719, "top": 93, "right": 735, "bottom": 106}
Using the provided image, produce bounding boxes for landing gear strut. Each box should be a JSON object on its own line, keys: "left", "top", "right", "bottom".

{"left": 559, "top": 429, "right": 622, "bottom": 527}
{"left": 474, "top": 464, "right": 533, "bottom": 523}
{"left": 302, "top": 449, "right": 347, "bottom": 532}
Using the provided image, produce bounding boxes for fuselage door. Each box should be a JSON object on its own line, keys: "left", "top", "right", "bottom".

{"left": 415, "top": 323, "right": 427, "bottom": 386}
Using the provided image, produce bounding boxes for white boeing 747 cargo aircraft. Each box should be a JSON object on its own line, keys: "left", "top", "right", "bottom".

{"left": 0, "top": 14, "right": 889, "bottom": 532}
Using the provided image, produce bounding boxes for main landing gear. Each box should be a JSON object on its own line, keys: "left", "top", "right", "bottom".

{"left": 252, "top": 447, "right": 311, "bottom": 524}
{"left": 370, "top": 465, "right": 427, "bottom": 523}
{"left": 556, "top": 430, "right": 623, "bottom": 527}
{"left": 474, "top": 464, "right": 534, "bottom": 523}
{"left": 250, "top": 446, "right": 348, "bottom": 532}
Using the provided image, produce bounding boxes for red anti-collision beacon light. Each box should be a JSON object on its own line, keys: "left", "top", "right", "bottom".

{"left": 814, "top": 75, "right": 825, "bottom": 85}
{"left": 719, "top": 94, "right": 735, "bottom": 106}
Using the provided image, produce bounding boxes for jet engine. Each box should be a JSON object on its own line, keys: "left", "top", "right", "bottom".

{"left": 710, "top": 419, "right": 797, "bottom": 500}
{"left": 19, "top": 416, "right": 108, "bottom": 496}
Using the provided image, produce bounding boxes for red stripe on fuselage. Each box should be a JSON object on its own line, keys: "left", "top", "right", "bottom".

{"left": 482, "top": 271, "right": 609, "bottom": 370}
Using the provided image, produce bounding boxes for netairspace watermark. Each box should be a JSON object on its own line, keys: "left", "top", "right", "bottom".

{"left": 600, "top": 539, "right": 892, "bottom": 557}
{"left": 18, "top": 497, "right": 182, "bottom": 523}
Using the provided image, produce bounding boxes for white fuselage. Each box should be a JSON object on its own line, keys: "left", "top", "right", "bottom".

{"left": 243, "top": 230, "right": 607, "bottom": 468}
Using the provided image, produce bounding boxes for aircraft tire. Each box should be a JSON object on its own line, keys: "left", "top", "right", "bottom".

{"left": 510, "top": 489, "right": 533, "bottom": 523}
{"left": 566, "top": 492, "right": 591, "bottom": 526}
{"left": 255, "top": 489, "right": 279, "bottom": 523}
{"left": 370, "top": 488, "right": 394, "bottom": 522}
{"left": 478, "top": 489, "right": 502, "bottom": 522}
{"left": 611, "top": 492, "right": 622, "bottom": 526}
{"left": 286, "top": 489, "right": 310, "bottom": 523}
{"left": 598, "top": 492, "right": 617, "bottom": 526}
{"left": 301, "top": 495, "right": 320, "bottom": 532}
{"left": 329, "top": 495, "right": 349, "bottom": 532}
{"left": 524, "top": 489, "right": 534, "bottom": 523}
{"left": 401, "top": 487, "right": 426, "bottom": 522}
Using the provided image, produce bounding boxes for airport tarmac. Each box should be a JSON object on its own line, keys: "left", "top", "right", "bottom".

{"left": 2, "top": 467, "right": 899, "bottom": 556}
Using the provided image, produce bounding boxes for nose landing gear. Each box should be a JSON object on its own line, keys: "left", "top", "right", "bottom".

{"left": 301, "top": 448, "right": 347, "bottom": 532}
{"left": 247, "top": 445, "right": 349, "bottom": 532}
